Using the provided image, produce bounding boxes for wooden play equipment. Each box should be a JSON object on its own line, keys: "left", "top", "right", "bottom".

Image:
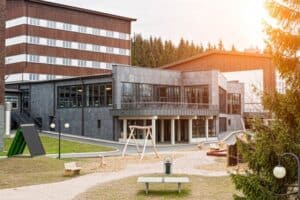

{"left": 122, "top": 125, "right": 159, "bottom": 160}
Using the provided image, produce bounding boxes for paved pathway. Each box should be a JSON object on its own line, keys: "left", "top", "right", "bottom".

{"left": 0, "top": 151, "right": 228, "bottom": 200}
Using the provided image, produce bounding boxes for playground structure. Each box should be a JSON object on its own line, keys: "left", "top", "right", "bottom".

{"left": 7, "top": 124, "right": 45, "bottom": 157}
{"left": 122, "top": 125, "right": 159, "bottom": 160}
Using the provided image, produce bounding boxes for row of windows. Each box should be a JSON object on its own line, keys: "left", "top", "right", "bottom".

{"left": 28, "top": 74, "right": 56, "bottom": 81}
{"left": 184, "top": 86, "right": 209, "bottom": 104}
{"left": 27, "top": 36, "right": 129, "bottom": 56}
{"left": 57, "top": 83, "right": 112, "bottom": 108}
{"left": 28, "top": 17, "right": 129, "bottom": 40}
{"left": 27, "top": 54, "right": 113, "bottom": 69}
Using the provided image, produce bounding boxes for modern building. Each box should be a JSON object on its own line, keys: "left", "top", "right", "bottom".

{"left": 6, "top": 65, "right": 244, "bottom": 145}
{"left": 161, "top": 50, "right": 285, "bottom": 120}
{"left": 5, "top": 0, "right": 135, "bottom": 82}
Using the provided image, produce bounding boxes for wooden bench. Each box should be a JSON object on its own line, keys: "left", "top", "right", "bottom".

{"left": 137, "top": 176, "right": 190, "bottom": 194}
{"left": 64, "top": 162, "right": 82, "bottom": 176}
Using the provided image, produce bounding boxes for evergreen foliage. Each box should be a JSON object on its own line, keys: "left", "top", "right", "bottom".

{"left": 231, "top": 0, "right": 300, "bottom": 199}
{"left": 131, "top": 34, "right": 228, "bottom": 67}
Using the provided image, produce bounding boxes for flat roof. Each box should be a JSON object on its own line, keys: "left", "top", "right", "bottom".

{"left": 5, "top": 72, "right": 113, "bottom": 85}
{"left": 23, "top": 0, "right": 137, "bottom": 21}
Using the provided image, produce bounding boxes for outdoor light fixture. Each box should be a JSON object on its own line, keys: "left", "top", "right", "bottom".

{"left": 273, "top": 165, "right": 286, "bottom": 179}
{"left": 105, "top": 87, "right": 112, "bottom": 91}
{"left": 273, "top": 152, "right": 300, "bottom": 197}
{"left": 49, "top": 118, "right": 70, "bottom": 159}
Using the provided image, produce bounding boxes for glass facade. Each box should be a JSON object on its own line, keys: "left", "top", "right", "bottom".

{"left": 184, "top": 85, "right": 209, "bottom": 104}
{"left": 57, "top": 83, "right": 112, "bottom": 108}
{"left": 227, "top": 93, "right": 241, "bottom": 114}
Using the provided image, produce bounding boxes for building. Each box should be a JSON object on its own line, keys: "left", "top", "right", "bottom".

{"left": 5, "top": 0, "right": 135, "bottom": 82}
{"left": 6, "top": 65, "right": 244, "bottom": 145}
{"left": 161, "top": 50, "right": 285, "bottom": 121}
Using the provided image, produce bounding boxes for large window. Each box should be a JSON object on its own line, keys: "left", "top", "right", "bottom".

{"left": 227, "top": 93, "right": 241, "bottom": 114}
{"left": 192, "top": 119, "right": 206, "bottom": 138}
{"left": 219, "top": 87, "right": 227, "bottom": 113}
{"left": 122, "top": 83, "right": 137, "bottom": 103}
{"left": 85, "top": 83, "right": 112, "bottom": 107}
{"left": 184, "top": 85, "right": 209, "bottom": 104}
{"left": 58, "top": 85, "right": 83, "bottom": 108}
{"left": 155, "top": 86, "right": 180, "bottom": 102}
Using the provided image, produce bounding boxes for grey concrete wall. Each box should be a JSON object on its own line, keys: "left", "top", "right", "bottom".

{"left": 0, "top": 105, "right": 4, "bottom": 151}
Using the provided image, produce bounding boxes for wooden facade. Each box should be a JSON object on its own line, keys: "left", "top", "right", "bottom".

{"left": 161, "top": 51, "right": 276, "bottom": 93}
{"left": 5, "top": 0, "right": 135, "bottom": 77}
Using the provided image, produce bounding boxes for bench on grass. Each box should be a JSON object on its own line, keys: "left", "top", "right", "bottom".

{"left": 64, "top": 162, "right": 82, "bottom": 176}
{"left": 137, "top": 176, "right": 190, "bottom": 194}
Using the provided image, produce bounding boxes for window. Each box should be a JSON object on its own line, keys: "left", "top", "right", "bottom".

{"left": 78, "top": 26, "right": 87, "bottom": 33}
{"left": 78, "top": 43, "right": 86, "bottom": 50}
{"left": 106, "top": 47, "right": 113, "bottom": 53}
{"left": 184, "top": 85, "right": 209, "bottom": 104}
{"left": 29, "top": 74, "right": 39, "bottom": 81}
{"left": 119, "top": 48, "right": 126, "bottom": 55}
{"left": 92, "top": 45, "right": 101, "bottom": 52}
{"left": 92, "top": 28, "right": 101, "bottom": 36}
{"left": 63, "top": 41, "right": 72, "bottom": 48}
{"left": 46, "top": 75, "right": 56, "bottom": 80}
{"left": 85, "top": 83, "right": 112, "bottom": 107}
{"left": 29, "top": 55, "right": 40, "bottom": 63}
{"left": 29, "top": 18, "right": 40, "bottom": 26}
{"left": 97, "top": 120, "right": 101, "bottom": 128}
{"left": 47, "top": 20, "right": 56, "bottom": 29}
{"left": 5, "top": 95, "right": 19, "bottom": 110}
{"left": 155, "top": 86, "right": 180, "bottom": 102}
{"left": 121, "top": 83, "right": 136, "bottom": 103}
{"left": 47, "top": 39, "right": 56, "bottom": 46}
{"left": 119, "top": 33, "right": 127, "bottom": 40}
{"left": 29, "top": 36, "right": 39, "bottom": 44}
{"left": 219, "top": 87, "right": 227, "bottom": 113}
{"left": 77, "top": 60, "right": 87, "bottom": 67}
{"left": 57, "top": 85, "right": 83, "bottom": 108}
{"left": 192, "top": 119, "right": 206, "bottom": 138}
{"left": 106, "top": 31, "right": 114, "bottom": 37}
{"left": 106, "top": 63, "right": 112, "bottom": 69}
{"left": 227, "top": 93, "right": 241, "bottom": 114}
{"left": 62, "top": 58, "right": 72, "bottom": 66}
{"left": 92, "top": 61, "right": 101, "bottom": 68}
{"left": 46, "top": 56, "right": 56, "bottom": 64}
{"left": 62, "top": 23, "right": 72, "bottom": 31}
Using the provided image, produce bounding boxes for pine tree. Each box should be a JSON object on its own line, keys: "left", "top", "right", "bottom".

{"left": 231, "top": 0, "right": 300, "bottom": 199}
{"left": 218, "top": 39, "right": 225, "bottom": 50}
{"left": 231, "top": 44, "right": 237, "bottom": 52}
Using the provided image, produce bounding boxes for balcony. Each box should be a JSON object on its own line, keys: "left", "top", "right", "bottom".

{"left": 111, "top": 101, "right": 219, "bottom": 117}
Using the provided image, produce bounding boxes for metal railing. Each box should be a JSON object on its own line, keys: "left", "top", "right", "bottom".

{"left": 120, "top": 101, "right": 218, "bottom": 111}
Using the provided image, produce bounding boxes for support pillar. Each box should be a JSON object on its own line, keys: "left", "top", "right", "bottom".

{"left": 205, "top": 117, "right": 209, "bottom": 141}
{"left": 160, "top": 119, "right": 164, "bottom": 143}
{"left": 188, "top": 119, "right": 193, "bottom": 143}
{"left": 123, "top": 119, "right": 127, "bottom": 140}
{"left": 5, "top": 102, "right": 11, "bottom": 136}
{"left": 177, "top": 120, "right": 181, "bottom": 142}
{"left": 171, "top": 119, "right": 175, "bottom": 145}
{"left": 152, "top": 118, "right": 156, "bottom": 145}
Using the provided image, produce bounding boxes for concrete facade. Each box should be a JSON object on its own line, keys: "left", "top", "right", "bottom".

{"left": 5, "top": 65, "right": 244, "bottom": 145}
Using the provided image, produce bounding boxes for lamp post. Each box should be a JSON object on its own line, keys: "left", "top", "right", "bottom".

{"left": 273, "top": 152, "right": 300, "bottom": 197}
{"left": 50, "top": 117, "right": 69, "bottom": 159}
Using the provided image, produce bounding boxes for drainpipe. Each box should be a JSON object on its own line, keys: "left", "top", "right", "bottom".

{"left": 80, "top": 77, "right": 84, "bottom": 136}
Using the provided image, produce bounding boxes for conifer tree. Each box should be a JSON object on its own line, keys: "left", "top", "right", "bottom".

{"left": 231, "top": 0, "right": 300, "bottom": 199}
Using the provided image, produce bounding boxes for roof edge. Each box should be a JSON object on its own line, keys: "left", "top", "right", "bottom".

{"left": 25, "top": 0, "right": 137, "bottom": 21}
{"left": 160, "top": 50, "right": 271, "bottom": 69}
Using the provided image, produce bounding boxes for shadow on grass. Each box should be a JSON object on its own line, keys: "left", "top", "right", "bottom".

{"left": 137, "top": 189, "right": 190, "bottom": 198}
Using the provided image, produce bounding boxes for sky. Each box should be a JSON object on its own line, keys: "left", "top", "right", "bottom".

{"left": 49, "top": 0, "right": 269, "bottom": 51}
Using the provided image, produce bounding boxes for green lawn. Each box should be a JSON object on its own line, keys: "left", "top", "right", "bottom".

{"left": 0, "top": 135, "right": 114, "bottom": 156}
{"left": 74, "top": 174, "right": 237, "bottom": 200}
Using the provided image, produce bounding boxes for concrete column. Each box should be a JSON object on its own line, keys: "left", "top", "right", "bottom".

{"left": 160, "top": 119, "right": 164, "bottom": 143}
{"left": 177, "top": 120, "right": 181, "bottom": 142}
{"left": 152, "top": 118, "right": 156, "bottom": 145}
{"left": 188, "top": 119, "right": 193, "bottom": 143}
{"left": 123, "top": 119, "right": 127, "bottom": 140}
{"left": 171, "top": 119, "right": 175, "bottom": 145}
{"left": 205, "top": 117, "right": 209, "bottom": 140}
{"left": 5, "top": 102, "right": 12, "bottom": 136}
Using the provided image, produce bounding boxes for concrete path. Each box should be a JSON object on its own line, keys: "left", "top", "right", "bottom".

{"left": 0, "top": 151, "right": 229, "bottom": 200}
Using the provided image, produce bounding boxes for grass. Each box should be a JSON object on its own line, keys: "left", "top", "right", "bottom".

{"left": 0, "top": 156, "right": 74, "bottom": 189}
{"left": 74, "top": 174, "right": 237, "bottom": 200}
{"left": 0, "top": 135, "right": 114, "bottom": 156}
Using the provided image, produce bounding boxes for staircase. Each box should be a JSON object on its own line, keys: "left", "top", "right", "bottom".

{"left": 11, "top": 111, "right": 42, "bottom": 130}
